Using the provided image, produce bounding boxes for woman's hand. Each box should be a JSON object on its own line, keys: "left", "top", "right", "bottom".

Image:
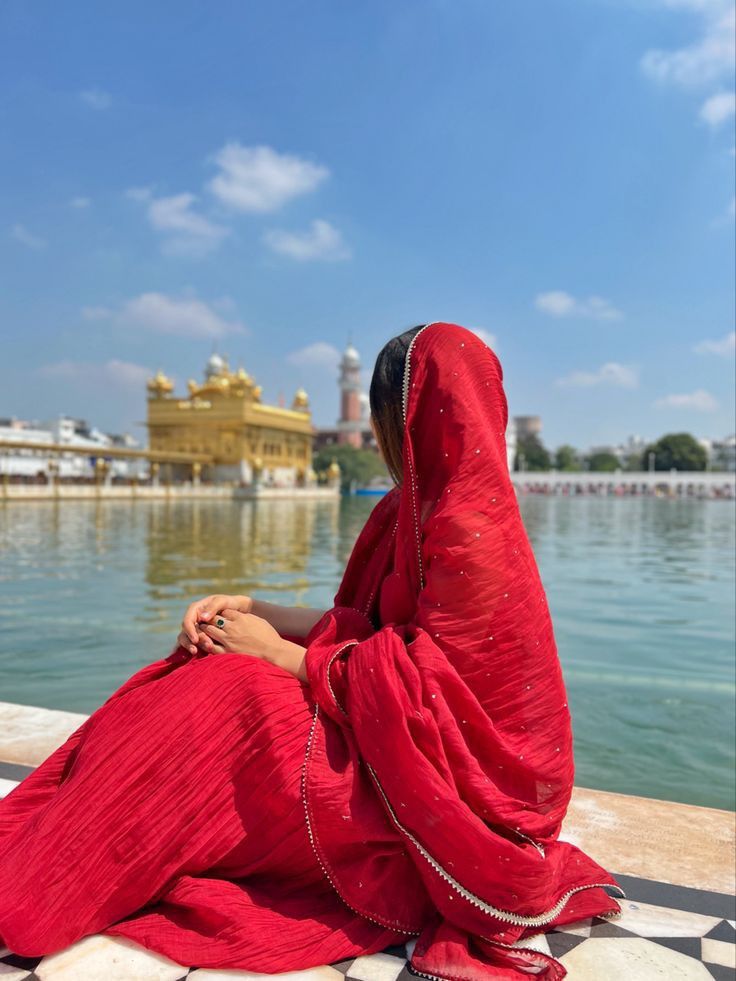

{"left": 199, "top": 608, "right": 307, "bottom": 681}
{"left": 177, "top": 593, "right": 252, "bottom": 655}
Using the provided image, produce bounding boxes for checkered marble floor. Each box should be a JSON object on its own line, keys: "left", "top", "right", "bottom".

{"left": 2, "top": 762, "right": 734, "bottom": 980}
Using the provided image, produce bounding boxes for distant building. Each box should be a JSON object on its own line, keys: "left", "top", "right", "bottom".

{"left": 0, "top": 416, "right": 145, "bottom": 479}
{"left": 514, "top": 416, "right": 542, "bottom": 440}
{"left": 587, "top": 435, "right": 647, "bottom": 466}
{"left": 314, "top": 341, "right": 376, "bottom": 453}
{"left": 700, "top": 434, "right": 736, "bottom": 472}
{"left": 146, "top": 353, "right": 314, "bottom": 486}
{"left": 505, "top": 418, "right": 517, "bottom": 476}
{"left": 621, "top": 434, "right": 648, "bottom": 462}
{"left": 336, "top": 342, "right": 372, "bottom": 448}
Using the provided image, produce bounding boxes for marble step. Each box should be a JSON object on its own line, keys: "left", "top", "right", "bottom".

{"left": 1, "top": 700, "right": 734, "bottom": 980}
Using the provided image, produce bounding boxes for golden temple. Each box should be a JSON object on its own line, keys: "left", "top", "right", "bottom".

{"left": 146, "top": 353, "right": 314, "bottom": 486}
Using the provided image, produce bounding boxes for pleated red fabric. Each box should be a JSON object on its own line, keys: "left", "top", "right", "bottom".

{"left": 0, "top": 652, "right": 409, "bottom": 969}
{"left": 0, "top": 321, "right": 623, "bottom": 979}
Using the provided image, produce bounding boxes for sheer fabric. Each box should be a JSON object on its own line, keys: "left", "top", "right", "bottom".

{"left": 304, "top": 322, "right": 623, "bottom": 979}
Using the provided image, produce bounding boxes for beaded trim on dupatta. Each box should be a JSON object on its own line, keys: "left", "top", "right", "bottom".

{"left": 301, "top": 321, "right": 625, "bottom": 979}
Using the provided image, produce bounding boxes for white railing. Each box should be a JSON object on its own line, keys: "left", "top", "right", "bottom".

{"left": 510, "top": 470, "right": 735, "bottom": 498}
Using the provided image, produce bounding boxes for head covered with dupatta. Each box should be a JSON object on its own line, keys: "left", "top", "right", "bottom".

{"left": 303, "top": 322, "right": 623, "bottom": 980}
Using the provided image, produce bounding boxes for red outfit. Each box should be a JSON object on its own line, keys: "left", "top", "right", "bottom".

{"left": 0, "top": 322, "right": 622, "bottom": 979}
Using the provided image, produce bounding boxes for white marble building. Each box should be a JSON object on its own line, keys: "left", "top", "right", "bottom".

{"left": 700, "top": 434, "right": 736, "bottom": 472}
{"left": 0, "top": 416, "right": 146, "bottom": 479}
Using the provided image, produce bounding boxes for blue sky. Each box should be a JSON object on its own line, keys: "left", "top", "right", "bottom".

{"left": 1, "top": 0, "right": 733, "bottom": 450}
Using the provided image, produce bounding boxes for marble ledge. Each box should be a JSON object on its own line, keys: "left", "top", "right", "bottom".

{"left": 0, "top": 698, "right": 733, "bottom": 898}
{"left": 0, "top": 700, "right": 88, "bottom": 766}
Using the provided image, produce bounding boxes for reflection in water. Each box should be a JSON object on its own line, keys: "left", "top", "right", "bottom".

{"left": 0, "top": 495, "right": 733, "bottom": 810}
{"left": 145, "top": 499, "right": 334, "bottom": 598}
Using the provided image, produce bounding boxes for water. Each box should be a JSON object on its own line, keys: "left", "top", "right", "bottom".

{"left": 0, "top": 496, "right": 733, "bottom": 810}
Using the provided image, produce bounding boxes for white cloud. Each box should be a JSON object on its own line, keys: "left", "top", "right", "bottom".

{"left": 264, "top": 219, "right": 350, "bottom": 261}
{"left": 82, "top": 305, "right": 112, "bottom": 321}
{"left": 147, "top": 193, "right": 229, "bottom": 256}
{"left": 709, "top": 194, "right": 736, "bottom": 226}
{"left": 11, "top": 223, "right": 46, "bottom": 250}
{"left": 127, "top": 189, "right": 228, "bottom": 256}
{"left": 556, "top": 362, "right": 639, "bottom": 388}
{"left": 125, "top": 186, "right": 153, "bottom": 202}
{"left": 693, "top": 330, "right": 736, "bottom": 354}
{"left": 80, "top": 88, "right": 112, "bottom": 110}
{"left": 286, "top": 341, "right": 342, "bottom": 371}
{"left": 208, "top": 143, "right": 329, "bottom": 213}
{"left": 655, "top": 1, "right": 726, "bottom": 9}
{"left": 700, "top": 90, "right": 736, "bottom": 125}
{"left": 654, "top": 388, "right": 718, "bottom": 410}
{"left": 468, "top": 327, "right": 498, "bottom": 349}
{"left": 88, "top": 292, "right": 247, "bottom": 339}
{"left": 535, "top": 291, "right": 623, "bottom": 321}
{"left": 39, "top": 359, "right": 151, "bottom": 388}
{"left": 640, "top": 2, "right": 735, "bottom": 88}
{"left": 70, "top": 196, "right": 91, "bottom": 209}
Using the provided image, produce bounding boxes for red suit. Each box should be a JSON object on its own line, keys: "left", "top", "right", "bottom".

{"left": 0, "top": 322, "right": 622, "bottom": 979}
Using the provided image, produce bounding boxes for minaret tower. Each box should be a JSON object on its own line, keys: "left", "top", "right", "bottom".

{"left": 337, "top": 339, "right": 363, "bottom": 448}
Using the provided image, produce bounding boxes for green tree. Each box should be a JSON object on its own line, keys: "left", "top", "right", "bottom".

{"left": 313, "top": 444, "right": 389, "bottom": 492}
{"left": 621, "top": 452, "right": 643, "bottom": 472}
{"left": 554, "top": 444, "right": 580, "bottom": 471}
{"left": 641, "top": 433, "right": 707, "bottom": 471}
{"left": 585, "top": 451, "right": 620, "bottom": 472}
{"left": 514, "top": 434, "right": 551, "bottom": 471}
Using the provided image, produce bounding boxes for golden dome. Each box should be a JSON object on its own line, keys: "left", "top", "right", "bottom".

{"left": 327, "top": 459, "right": 341, "bottom": 477}
{"left": 147, "top": 370, "right": 174, "bottom": 397}
{"left": 252, "top": 384, "right": 262, "bottom": 401}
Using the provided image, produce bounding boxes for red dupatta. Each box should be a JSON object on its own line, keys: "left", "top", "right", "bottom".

{"left": 302, "top": 322, "right": 623, "bottom": 979}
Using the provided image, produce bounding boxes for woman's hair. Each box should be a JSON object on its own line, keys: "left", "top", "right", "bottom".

{"left": 369, "top": 324, "right": 425, "bottom": 486}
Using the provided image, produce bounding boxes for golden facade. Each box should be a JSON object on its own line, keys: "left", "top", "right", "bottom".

{"left": 146, "top": 354, "right": 314, "bottom": 486}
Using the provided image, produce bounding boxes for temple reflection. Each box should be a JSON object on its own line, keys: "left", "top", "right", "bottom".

{"left": 143, "top": 498, "right": 348, "bottom": 608}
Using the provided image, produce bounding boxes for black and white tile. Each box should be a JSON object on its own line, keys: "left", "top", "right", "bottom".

{"left": 2, "top": 764, "right": 734, "bottom": 980}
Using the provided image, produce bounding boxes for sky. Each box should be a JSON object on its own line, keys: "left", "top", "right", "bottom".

{"left": 0, "top": 0, "right": 734, "bottom": 451}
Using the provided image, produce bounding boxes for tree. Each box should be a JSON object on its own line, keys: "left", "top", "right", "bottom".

{"left": 640, "top": 433, "right": 707, "bottom": 472}
{"left": 585, "top": 451, "right": 620, "bottom": 472}
{"left": 554, "top": 444, "right": 580, "bottom": 471}
{"left": 621, "top": 452, "right": 643, "bottom": 472}
{"left": 313, "top": 444, "right": 389, "bottom": 491}
{"left": 514, "top": 434, "right": 551, "bottom": 471}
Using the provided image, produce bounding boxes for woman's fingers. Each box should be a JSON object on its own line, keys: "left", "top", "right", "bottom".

{"left": 201, "top": 622, "right": 227, "bottom": 643}
{"left": 182, "top": 597, "right": 212, "bottom": 644}
{"left": 176, "top": 629, "right": 198, "bottom": 655}
{"left": 194, "top": 595, "right": 235, "bottom": 626}
{"left": 198, "top": 605, "right": 231, "bottom": 621}
{"left": 197, "top": 629, "right": 214, "bottom": 652}
{"left": 180, "top": 594, "right": 238, "bottom": 653}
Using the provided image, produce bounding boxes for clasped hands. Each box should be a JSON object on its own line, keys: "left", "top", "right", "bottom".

{"left": 175, "top": 593, "right": 308, "bottom": 682}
